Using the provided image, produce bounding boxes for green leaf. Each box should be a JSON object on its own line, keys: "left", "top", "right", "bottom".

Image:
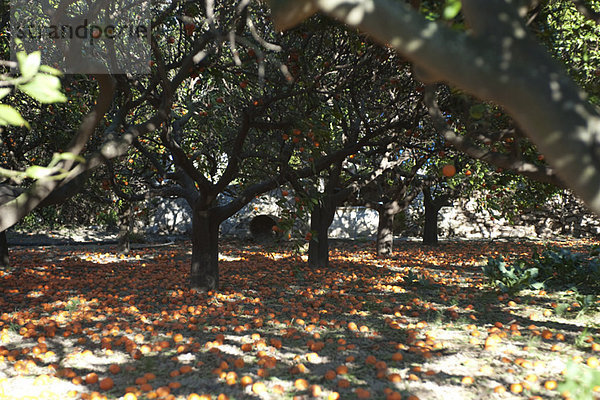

{"left": 25, "top": 165, "right": 54, "bottom": 179}
{"left": 443, "top": 0, "right": 462, "bottom": 20}
{"left": 0, "top": 104, "right": 30, "bottom": 128}
{"left": 17, "top": 51, "right": 41, "bottom": 79}
{"left": 55, "top": 152, "right": 85, "bottom": 163}
{"left": 469, "top": 104, "right": 486, "bottom": 119}
{"left": 530, "top": 282, "right": 545, "bottom": 290}
{"left": 19, "top": 75, "right": 67, "bottom": 103}
{"left": 0, "top": 88, "right": 11, "bottom": 100}
{"left": 38, "top": 65, "right": 63, "bottom": 76}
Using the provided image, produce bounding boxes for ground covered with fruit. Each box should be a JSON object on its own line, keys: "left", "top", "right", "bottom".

{"left": 1, "top": 238, "right": 600, "bottom": 400}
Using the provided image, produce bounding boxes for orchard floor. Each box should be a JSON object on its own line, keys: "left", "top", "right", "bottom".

{"left": 1, "top": 237, "right": 600, "bottom": 400}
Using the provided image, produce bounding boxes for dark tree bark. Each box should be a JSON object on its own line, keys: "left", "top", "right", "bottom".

{"left": 376, "top": 202, "right": 395, "bottom": 256}
{"left": 372, "top": 175, "right": 422, "bottom": 256}
{"left": 422, "top": 187, "right": 451, "bottom": 246}
{"left": 308, "top": 202, "right": 336, "bottom": 268}
{"left": 423, "top": 201, "right": 439, "bottom": 245}
{"left": 190, "top": 208, "right": 220, "bottom": 291}
{"left": 0, "top": 231, "right": 8, "bottom": 268}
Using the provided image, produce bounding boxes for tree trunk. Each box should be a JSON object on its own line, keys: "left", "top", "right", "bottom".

{"left": 118, "top": 203, "right": 132, "bottom": 254}
{"left": 423, "top": 204, "right": 439, "bottom": 245}
{"left": 423, "top": 187, "right": 443, "bottom": 246}
{"left": 308, "top": 203, "right": 335, "bottom": 268}
{"left": 377, "top": 203, "right": 395, "bottom": 256}
{"left": 0, "top": 231, "right": 8, "bottom": 268}
{"left": 190, "top": 209, "right": 220, "bottom": 291}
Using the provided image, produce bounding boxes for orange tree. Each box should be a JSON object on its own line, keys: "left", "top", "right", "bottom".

{"left": 349, "top": 150, "right": 427, "bottom": 256}
{"left": 0, "top": 0, "right": 586, "bottom": 279}
{"left": 268, "top": 0, "right": 600, "bottom": 218}
{"left": 422, "top": 82, "right": 563, "bottom": 236}
{"left": 104, "top": 10, "right": 411, "bottom": 289}
{"left": 279, "top": 41, "right": 431, "bottom": 267}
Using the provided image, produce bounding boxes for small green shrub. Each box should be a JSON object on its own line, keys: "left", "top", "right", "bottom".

{"left": 16, "top": 207, "right": 59, "bottom": 230}
{"left": 559, "top": 360, "right": 600, "bottom": 400}
{"left": 533, "top": 247, "right": 600, "bottom": 288}
{"left": 483, "top": 246, "right": 600, "bottom": 294}
{"left": 482, "top": 257, "right": 543, "bottom": 294}
{"left": 96, "top": 210, "right": 119, "bottom": 228}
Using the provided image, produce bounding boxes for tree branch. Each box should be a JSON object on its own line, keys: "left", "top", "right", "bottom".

{"left": 269, "top": 0, "right": 600, "bottom": 216}
{"left": 424, "top": 86, "right": 563, "bottom": 187}
{"left": 0, "top": 74, "right": 116, "bottom": 232}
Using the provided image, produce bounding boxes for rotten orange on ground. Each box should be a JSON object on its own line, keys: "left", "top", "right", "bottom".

{"left": 0, "top": 239, "right": 597, "bottom": 399}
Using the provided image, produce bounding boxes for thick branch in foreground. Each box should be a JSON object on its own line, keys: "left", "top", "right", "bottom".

{"left": 423, "top": 87, "right": 564, "bottom": 187}
{"left": 268, "top": 0, "right": 600, "bottom": 216}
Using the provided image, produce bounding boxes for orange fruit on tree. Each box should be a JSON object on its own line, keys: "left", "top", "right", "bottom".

{"left": 144, "top": 372, "right": 157, "bottom": 381}
{"left": 442, "top": 164, "right": 456, "bottom": 177}
{"left": 233, "top": 358, "right": 245, "bottom": 368}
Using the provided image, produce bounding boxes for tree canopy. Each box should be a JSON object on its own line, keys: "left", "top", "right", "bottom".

{"left": 268, "top": 0, "right": 600, "bottom": 216}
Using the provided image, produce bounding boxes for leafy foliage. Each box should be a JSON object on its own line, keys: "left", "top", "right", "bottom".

{"left": 0, "top": 46, "right": 66, "bottom": 129}
{"left": 535, "top": 0, "right": 600, "bottom": 104}
{"left": 483, "top": 246, "right": 600, "bottom": 293}
{"left": 559, "top": 361, "right": 600, "bottom": 400}
{"left": 482, "top": 257, "right": 542, "bottom": 294}
{"left": 532, "top": 246, "right": 600, "bottom": 288}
